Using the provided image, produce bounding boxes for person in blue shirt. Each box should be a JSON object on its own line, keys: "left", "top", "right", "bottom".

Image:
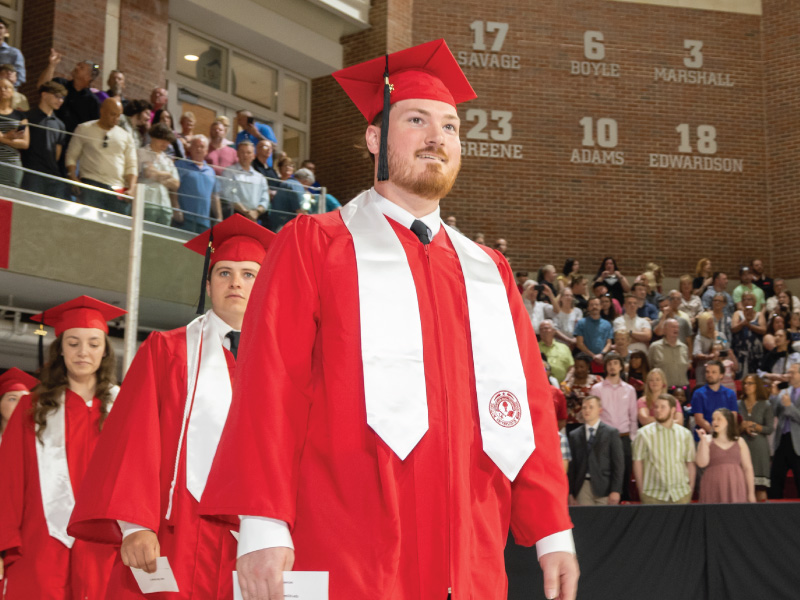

{"left": 0, "top": 19, "right": 24, "bottom": 87}
{"left": 174, "top": 135, "right": 217, "bottom": 233}
{"left": 632, "top": 280, "right": 659, "bottom": 321}
{"left": 691, "top": 360, "right": 739, "bottom": 441}
{"left": 575, "top": 297, "right": 614, "bottom": 372}
{"left": 234, "top": 110, "right": 277, "bottom": 167}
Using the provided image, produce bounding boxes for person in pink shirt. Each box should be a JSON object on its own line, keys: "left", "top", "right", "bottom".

{"left": 205, "top": 117, "right": 238, "bottom": 177}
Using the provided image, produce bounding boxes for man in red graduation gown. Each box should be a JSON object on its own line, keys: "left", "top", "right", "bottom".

{"left": 67, "top": 216, "right": 275, "bottom": 599}
{"left": 200, "top": 39, "right": 578, "bottom": 600}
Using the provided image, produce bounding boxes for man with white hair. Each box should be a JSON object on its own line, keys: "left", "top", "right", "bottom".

{"left": 175, "top": 134, "right": 217, "bottom": 232}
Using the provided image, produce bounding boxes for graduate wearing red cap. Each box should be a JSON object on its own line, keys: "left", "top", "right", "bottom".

{"left": 0, "top": 368, "right": 38, "bottom": 442}
{"left": 67, "top": 215, "right": 275, "bottom": 600}
{"left": 199, "top": 39, "right": 577, "bottom": 600}
{"left": 0, "top": 296, "right": 125, "bottom": 600}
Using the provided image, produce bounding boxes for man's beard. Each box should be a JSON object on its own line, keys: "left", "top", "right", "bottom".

{"left": 388, "top": 145, "right": 460, "bottom": 200}
{"left": 655, "top": 413, "right": 672, "bottom": 424}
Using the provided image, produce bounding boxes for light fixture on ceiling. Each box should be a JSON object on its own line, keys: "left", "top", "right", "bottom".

{"left": 184, "top": 54, "right": 199, "bottom": 62}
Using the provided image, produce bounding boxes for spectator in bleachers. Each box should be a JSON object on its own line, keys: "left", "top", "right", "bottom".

{"left": 175, "top": 135, "right": 217, "bottom": 232}
{"left": 66, "top": 98, "right": 137, "bottom": 214}
{"left": 494, "top": 238, "right": 507, "bottom": 255}
{"left": 575, "top": 297, "right": 613, "bottom": 371}
{"left": 633, "top": 394, "right": 696, "bottom": 504}
{"left": 697, "top": 408, "right": 755, "bottom": 503}
{"left": 539, "top": 319, "right": 574, "bottom": 383}
{"left": 759, "top": 329, "right": 800, "bottom": 384}
{"left": 561, "top": 353, "right": 603, "bottom": 432}
{"left": 598, "top": 291, "right": 617, "bottom": 324}
{"left": 693, "top": 257, "right": 713, "bottom": 297}
{"left": 251, "top": 139, "right": 279, "bottom": 184}
{"left": 567, "top": 396, "right": 623, "bottom": 506}
{"left": 762, "top": 313, "right": 785, "bottom": 352}
{"left": 521, "top": 280, "right": 545, "bottom": 333}
{"left": 645, "top": 262, "right": 664, "bottom": 297}
{"left": 38, "top": 50, "right": 100, "bottom": 136}
{"left": 571, "top": 275, "right": 589, "bottom": 313}
{"left": 715, "top": 342, "right": 738, "bottom": 391}
{"left": 137, "top": 123, "right": 180, "bottom": 225}
{"left": 731, "top": 293, "right": 766, "bottom": 377}
{"left": 788, "top": 312, "right": 800, "bottom": 350}
{"left": 557, "top": 258, "right": 580, "bottom": 293}
{"left": 647, "top": 319, "right": 690, "bottom": 388}
{"left": 594, "top": 257, "right": 630, "bottom": 306}
{"left": 0, "top": 18, "right": 24, "bottom": 86}
{"left": 206, "top": 117, "right": 237, "bottom": 176}
{"left": 653, "top": 292, "right": 693, "bottom": 347}
{"left": 739, "top": 374, "right": 773, "bottom": 501}
{"left": 678, "top": 274, "right": 703, "bottom": 325}
{"left": 118, "top": 99, "right": 152, "bottom": 148}
{"left": 215, "top": 140, "right": 269, "bottom": 223}
{"left": 473, "top": 232, "right": 485, "bottom": 244}
{"left": 593, "top": 281, "right": 622, "bottom": 316}
{"left": 94, "top": 69, "right": 127, "bottom": 107}
{"left": 764, "top": 278, "right": 800, "bottom": 315}
{"left": 692, "top": 360, "right": 739, "bottom": 439}
{"left": 235, "top": 109, "right": 277, "bottom": 166}
{"left": 445, "top": 215, "right": 461, "bottom": 232}
{"left": 774, "top": 290, "right": 797, "bottom": 324}
{"left": 627, "top": 350, "right": 649, "bottom": 394}
{"left": 638, "top": 368, "right": 683, "bottom": 427}
{"left": 536, "top": 264, "right": 558, "bottom": 303}
{"left": 0, "top": 77, "right": 28, "bottom": 187}
{"left": 546, "top": 288, "right": 581, "bottom": 348}
{"left": 149, "top": 86, "right": 168, "bottom": 114}
{"left": 276, "top": 156, "right": 303, "bottom": 191}
{"left": 769, "top": 363, "right": 800, "bottom": 499}
{"left": 295, "top": 167, "right": 341, "bottom": 213}
{"left": 613, "top": 329, "right": 631, "bottom": 364}
{"left": 702, "top": 271, "right": 735, "bottom": 317}
{"left": 750, "top": 258, "right": 773, "bottom": 299}
{"left": 177, "top": 111, "right": 196, "bottom": 146}
{"left": 693, "top": 311, "right": 720, "bottom": 386}
{"left": 151, "top": 109, "right": 184, "bottom": 158}
{"left": 710, "top": 292, "right": 733, "bottom": 344}
{"left": 613, "top": 293, "right": 652, "bottom": 353}
{"left": 21, "top": 80, "right": 67, "bottom": 198}
{"left": 632, "top": 280, "right": 658, "bottom": 321}
{"left": 0, "top": 64, "right": 27, "bottom": 110}
{"left": 733, "top": 266, "right": 766, "bottom": 312}
{"left": 591, "top": 352, "right": 637, "bottom": 501}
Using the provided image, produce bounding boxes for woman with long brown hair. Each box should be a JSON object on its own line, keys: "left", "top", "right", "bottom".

{"left": 638, "top": 368, "right": 683, "bottom": 427}
{"left": 696, "top": 408, "right": 756, "bottom": 504}
{"left": 0, "top": 296, "right": 125, "bottom": 599}
{"left": 738, "top": 374, "right": 773, "bottom": 501}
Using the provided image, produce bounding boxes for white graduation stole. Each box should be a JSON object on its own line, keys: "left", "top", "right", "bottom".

{"left": 341, "top": 189, "right": 535, "bottom": 481}
{"left": 36, "top": 386, "right": 119, "bottom": 548}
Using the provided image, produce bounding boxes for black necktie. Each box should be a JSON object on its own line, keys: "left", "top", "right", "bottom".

{"left": 410, "top": 219, "right": 431, "bottom": 245}
{"left": 226, "top": 331, "right": 240, "bottom": 360}
{"left": 588, "top": 427, "right": 596, "bottom": 451}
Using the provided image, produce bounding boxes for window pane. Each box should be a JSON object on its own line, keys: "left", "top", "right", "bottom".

{"left": 176, "top": 30, "right": 227, "bottom": 91}
{"left": 283, "top": 75, "right": 306, "bottom": 122}
{"left": 283, "top": 125, "right": 304, "bottom": 163}
{"left": 231, "top": 54, "right": 277, "bottom": 110}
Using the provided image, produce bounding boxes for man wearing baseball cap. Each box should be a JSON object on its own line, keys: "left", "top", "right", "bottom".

{"left": 201, "top": 39, "right": 577, "bottom": 600}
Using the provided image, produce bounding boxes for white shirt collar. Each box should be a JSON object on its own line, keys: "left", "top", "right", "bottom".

{"left": 585, "top": 420, "right": 601, "bottom": 440}
{"left": 371, "top": 188, "right": 441, "bottom": 238}
{"left": 207, "top": 310, "right": 237, "bottom": 350}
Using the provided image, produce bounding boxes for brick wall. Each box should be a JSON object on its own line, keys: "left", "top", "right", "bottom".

{"left": 117, "top": 0, "right": 169, "bottom": 101}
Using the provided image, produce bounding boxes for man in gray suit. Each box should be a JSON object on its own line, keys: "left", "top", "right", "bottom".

{"left": 769, "top": 362, "right": 800, "bottom": 498}
{"left": 567, "top": 395, "right": 624, "bottom": 505}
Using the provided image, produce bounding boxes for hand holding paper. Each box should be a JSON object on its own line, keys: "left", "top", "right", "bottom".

{"left": 121, "top": 529, "right": 161, "bottom": 573}
{"left": 130, "top": 556, "right": 180, "bottom": 594}
{"left": 234, "top": 571, "right": 329, "bottom": 600}
{"left": 236, "top": 547, "right": 294, "bottom": 599}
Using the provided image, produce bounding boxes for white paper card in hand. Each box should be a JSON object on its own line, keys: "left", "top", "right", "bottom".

{"left": 233, "top": 571, "right": 329, "bottom": 600}
{"left": 131, "top": 556, "right": 180, "bottom": 593}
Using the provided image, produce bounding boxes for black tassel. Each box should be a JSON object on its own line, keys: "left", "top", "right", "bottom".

{"left": 196, "top": 226, "right": 214, "bottom": 314}
{"left": 35, "top": 309, "right": 46, "bottom": 371}
{"left": 377, "top": 54, "right": 391, "bottom": 182}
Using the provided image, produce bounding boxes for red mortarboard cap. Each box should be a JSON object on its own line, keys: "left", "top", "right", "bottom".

{"left": 332, "top": 39, "right": 477, "bottom": 122}
{"left": 0, "top": 368, "right": 39, "bottom": 397}
{"left": 31, "top": 296, "right": 127, "bottom": 337}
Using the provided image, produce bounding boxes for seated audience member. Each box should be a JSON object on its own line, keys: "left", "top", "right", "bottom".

{"left": 177, "top": 111, "right": 196, "bottom": 146}
{"left": 137, "top": 123, "right": 180, "bottom": 225}
{"left": 764, "top": 278, "right": 800, "bottom": 315}
{"left": 235, "top": 109, "right": 277, "bottom": 165}
{"left": 539, "top": 319, "right": 574, "bottom": 383}
{"left": 562, "top": 353, "right": 603, "bottom": 433}
{"left": 759, "top": 329, "right": 800, "bottom": 384}
{"left": 567, "top": 396, "right": 624, "bottom": 506}
{"left": 693, "top": 257, "right": 713, "bottom": 297}
{"left": 559, "top": 430, "right": 571, "bottom": 473}
{"left": 493, "top": 237, "right": 507, "bottom": 255}
{"left": 151, "top": 109, "right": 184, "bottom": 158}
{"left": 591, "top": 352, "right": 637, "bottom": 501}
{"left": 206, "top": 117, "right": 237, "bottom": 176}
{"left": 710, "top": 292, "right": 733, "bottom": 343}
{"left": 731, "top": 293, "right": 766, "bottom": 378}
{"left": 627, "top": 350, "right": 649, "bottom": 395}
{"left": 701, "top": 271, "right": 735, "bottom": 317}
{"left": 557, "top": 258, "right": 581, "bottom": 294}
{"left": 692, "top": 360, "right": 739, "bottom": 439}
{"left": 93, "top": 69, "right": 127, "bottom": 106}
{"left": 762, "top": 313, "right": 785, "bottom": 352}
{"left": 294, "top": 167, "right": 342, "bottom": 213}
{"left": 0, "top": 19, "right": 25, "bottom": 86}
{"left": 768, "top": 363, "right": 800, "bottom": 499}
{"left": 632, "top": 280, "right": 658, "bottom": 321}
{"left": 739, "top": 374, "right": 774, "bottom": 502}
{"left": 521, "top": 280, "right": 545, "bottom": 333}
{"left": 693, "top": 312, "right": 719, "bottom": 387}
{"left": 546, "top": 288, "right": 582, "bottom": 348}
{"left": 633, "top": 394, "right": 696, "bottom": 504}
{"left": 0, "top": 77, "right": 28, "bottom": 187}
{"left": 750, "top": 258, "right": 773, "bottom": 299}
{"left": 594, "top": 256, "right": 630, "bottom": 305}
{"left": 697, "top": 409, "right": 756, "bottom": 503}
{"left": 0, "top": 368, "right": 39, "bottom": 442}
{"left": 65, "top": 98, "right": 137, "bottom": 214}
{"left": 536, "top": 265, "right": 558, "bottom": 304}
{"left": 732, "top": 266, "right": 765, "bottom": 312}
{"left": 678, "top": 274, "right": 703, "bottom": 324}
{"left": 575, "top": 297, "right": 614, "bottom": 372}
{"left": 571, "top": 275, "right": 589, "bottom": 313}
{"left": 652, "top": 290, "right": 692, "bottom": 346}
{"left": 38, "top": 50, "right": 100, "bottom": 139}
{"left": 444, "top": 214, "right": 461, "bottom": 233}
{"left": 638, "top": 368, "right": 683, "bottom": 426}
{"left": 593, "top": 281, "right": 622, "bottom": 316}
{"left": 613, "top": 329, "right": 631, "bottom": 365}
{"left": 613, "top": 293, "right": 652, "bottom": 353}
{"left": 118, "top": 99, "right": 152, "bottom": 148}
{"left": 599, "top": 292, "right": 618, "bottom": 324}
{"left": 21, "top": 80, "right": 67, "bottom": 198}
{"left": 174, "top": 135, "right": 217, "bottom": 232}
{"left": 647, "top": 319, "right": 690, "bottom": 388}
{"left": 149, "top": 86, "right": 168, "bottom": 114}
{"left": 215, "top": 140, "right": 269, "bottom": 222}
{"left": 714, "top": 342, "right": 739, "bottom": 391}
{"left": 0, "top": 64, "right": 28, "bottom": 110}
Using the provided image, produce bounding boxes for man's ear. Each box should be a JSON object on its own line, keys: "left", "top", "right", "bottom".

{"left": 365, "top": 125, "right": 381, "bottom": 155}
